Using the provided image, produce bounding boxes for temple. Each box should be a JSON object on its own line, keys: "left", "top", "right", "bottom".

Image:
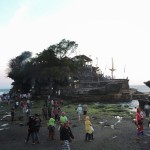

{"left": 61, "top": 55, "right": 131, "bottom": 100}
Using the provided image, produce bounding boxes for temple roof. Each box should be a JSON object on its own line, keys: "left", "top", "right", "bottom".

{"left": 72, "top": 55, "right": 92, "bottom": 62}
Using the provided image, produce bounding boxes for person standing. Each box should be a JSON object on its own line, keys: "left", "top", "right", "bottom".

{"left": 48, "top": 116, "right": 55, "bottom": 140}
{"left": 83, "top": 104, "right": 88, "bottom": 115}
{"left": 34, "top": 114, "right": 41, "bottom": 143}
{"left": 59, "top": 112, "right": 68, "bottom": 132}
{"left": 76, "top": 104, "right": 83, "bottom": 121}
{"left": 60, "top": 121, "right": 74, "bottom": 150}
{"left": 25, "top": 116, "right": 36, "bottom": 144}
{"left": 85, "top": 116, "right": 93, "bottom": 141}
{"left": 135, "top": 107, "right": 144, "bottom": 140}
{"left": 53, "top": 106, "right": 59, "bottom": 121}
{"left": 60, "top": 112, "right": 68, "bottom": 125}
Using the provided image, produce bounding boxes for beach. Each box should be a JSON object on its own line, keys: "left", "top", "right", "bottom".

{"left": 1, "top": 99, "right": 150, "bottom": 150}
{"left": 1, "top": 114, "right": 150, "bottom": 150}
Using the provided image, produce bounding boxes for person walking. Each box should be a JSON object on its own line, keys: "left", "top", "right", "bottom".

{"left": 76, "top": 104, "right": 83, "bottom": 121}
{"left": 60, "top": 121, "right": 74, "bottom": 150}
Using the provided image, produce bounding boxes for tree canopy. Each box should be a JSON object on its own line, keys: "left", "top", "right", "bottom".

{"left": 7, "top": 39, "right": 79, "bottom": 95}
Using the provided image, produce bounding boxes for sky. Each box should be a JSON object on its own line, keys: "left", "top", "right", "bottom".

{"left": 0, "top": 0, "right": 150, "bottom": 89}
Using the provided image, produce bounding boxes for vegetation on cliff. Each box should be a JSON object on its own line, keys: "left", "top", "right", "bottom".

{"left": 7, "top": 39, "right": 80, "bottom": 95}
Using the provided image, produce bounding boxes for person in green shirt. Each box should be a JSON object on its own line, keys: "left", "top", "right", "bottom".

{"left": 60, "top": 112, "right": 68, "bottom": 125}
{"left": 48, "top": 116, "right": 55, "bottom": 140}
{"left": 59, "top": 112, "right": 68, "bottom": 131}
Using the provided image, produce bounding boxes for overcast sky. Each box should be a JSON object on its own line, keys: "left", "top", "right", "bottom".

{"left": 0, "top": 0, "right": 150, "bottom": 89}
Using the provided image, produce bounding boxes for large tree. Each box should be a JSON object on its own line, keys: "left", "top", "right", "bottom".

{"left": 7, "top": 39, "right": 79, "bottom": 96}
{"left": 31, "top": 39, "right": 78, "bottom": 95}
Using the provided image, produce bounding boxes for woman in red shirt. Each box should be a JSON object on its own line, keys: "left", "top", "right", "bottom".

{"left": 135, "top": 107, "right": 144, "bottom": 139}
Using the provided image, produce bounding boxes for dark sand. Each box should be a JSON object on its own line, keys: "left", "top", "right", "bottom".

{"left": 1, "top": 113, "right": 150, "bottom": 150}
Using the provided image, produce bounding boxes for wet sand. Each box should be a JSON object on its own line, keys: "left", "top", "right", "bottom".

{"left": 1, "top": 113, "right": 150, "bottom": 150}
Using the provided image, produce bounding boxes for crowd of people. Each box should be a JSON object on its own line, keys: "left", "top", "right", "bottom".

{"left": 25, "top": 113, "right": 41, "bottom": 144}
{"left": 42, "top": 98, "right": 94, "bottom": 149}
{"left": 28, "top": 97, "right": 94, "bottom": 149}
{"left": 6, "top": 93, "right": 94, "bottom": 150}
{"left": 7, "top": 93, "right": 150, "bottom": 149}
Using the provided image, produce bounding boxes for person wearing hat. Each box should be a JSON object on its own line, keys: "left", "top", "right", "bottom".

{"left": 76, "top": 104, "right": 83, "bottom": 121}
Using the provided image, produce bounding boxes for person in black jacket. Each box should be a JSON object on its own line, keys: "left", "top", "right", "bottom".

{"left": 34, "top": 113, "right": 41, "bottom": 143}
{"left": 25, "top": 116, "right": 36, "bottom": 144}
{"left": 60, "top": 121, "right": 74, "bottom": 150}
